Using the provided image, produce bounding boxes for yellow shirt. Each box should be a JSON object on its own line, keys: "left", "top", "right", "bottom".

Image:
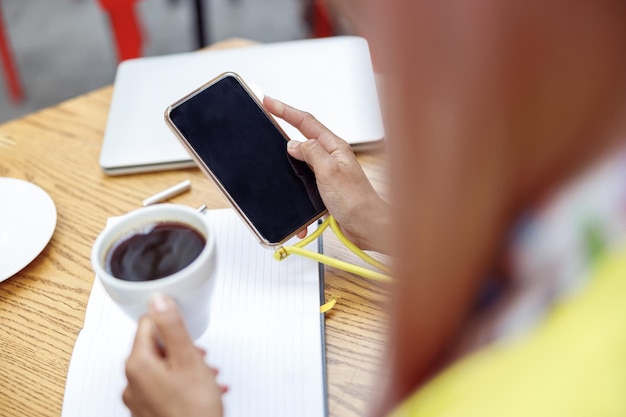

{"left": 390, "top": 247, "right": 626, "bottom": 417}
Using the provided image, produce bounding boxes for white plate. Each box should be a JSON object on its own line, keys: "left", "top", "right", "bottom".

{"left": 0, "top": 178, "right": 57, "bottom": 282}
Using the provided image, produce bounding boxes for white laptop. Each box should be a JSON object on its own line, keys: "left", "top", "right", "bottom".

{"left": 99, "top": 36, "right": 385, "bottom": 176}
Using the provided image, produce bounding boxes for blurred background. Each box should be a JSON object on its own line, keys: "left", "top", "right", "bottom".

{"left": 0, "top": 0, "right": 340, "bottom": 124}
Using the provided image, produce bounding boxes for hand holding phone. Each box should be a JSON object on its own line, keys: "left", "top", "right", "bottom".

{"left": 165, "top": 72, "right": 327, "bottom": 247}
{"left": 263, "top": 95, "right": 391, "bottom": 254}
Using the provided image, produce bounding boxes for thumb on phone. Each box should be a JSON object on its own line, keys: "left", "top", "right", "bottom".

{"left": 287, "top": 139, "right": 333, "bottom": 172}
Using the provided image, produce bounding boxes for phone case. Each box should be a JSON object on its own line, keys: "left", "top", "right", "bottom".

{"left": 164, "top": 72, "right": 327, "bottom": 248}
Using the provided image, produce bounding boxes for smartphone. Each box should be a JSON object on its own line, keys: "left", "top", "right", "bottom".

{"left": 164, "top": 72, "right": 327, "bottom": 247}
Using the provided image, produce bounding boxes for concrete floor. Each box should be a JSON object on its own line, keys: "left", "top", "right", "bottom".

{"left": 0, "top": 0, "right": 309, "bottom": 124}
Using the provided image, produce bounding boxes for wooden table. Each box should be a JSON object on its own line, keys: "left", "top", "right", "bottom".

{"left": 0, "top": 39, "right": 389, "bottom": 417}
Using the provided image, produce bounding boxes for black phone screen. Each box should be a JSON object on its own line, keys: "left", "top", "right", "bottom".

{"left": 168, "top": 75, "right": 326, "bottom": 244}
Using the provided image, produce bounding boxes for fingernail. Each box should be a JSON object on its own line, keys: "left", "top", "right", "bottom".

{"left": 150, "top": 293, "right": 172, "bottom": 313}
{"left": 271, "top": 98, "right": 285, "bottom": 115}
{"left": 287, "top": 140, "right": 300, "bottom": 150}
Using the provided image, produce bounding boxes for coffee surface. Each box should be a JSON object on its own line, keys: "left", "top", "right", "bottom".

{"left": 106, "top": 222, "right": 205, "bottom": 281}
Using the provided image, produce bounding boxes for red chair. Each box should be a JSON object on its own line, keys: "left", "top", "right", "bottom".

{"left": 97, "top": 0, "right": 143, "bottom": 62}
{"left": 97, "top": 0, "right": 332, "bottom": 62}
{"left": 311, "top": 0, "right": 333, "bottom": 38}
{"left": 0, "top": 5, "right": 24, "bottom": 103}
{"left": 304, "top": 0, "right": 334, "bottom": 38}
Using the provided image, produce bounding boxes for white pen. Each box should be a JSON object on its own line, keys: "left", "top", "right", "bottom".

{"left": 142, "top": 180, "right": 191, "bottom": 206}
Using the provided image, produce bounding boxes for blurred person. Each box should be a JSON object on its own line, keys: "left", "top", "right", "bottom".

{"left": 122, "top": 1, "right": 626, "bottom": 416}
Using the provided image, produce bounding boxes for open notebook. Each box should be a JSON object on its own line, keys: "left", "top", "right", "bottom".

{"left": 62, "top": 208, "right": 327, "bottom": 417}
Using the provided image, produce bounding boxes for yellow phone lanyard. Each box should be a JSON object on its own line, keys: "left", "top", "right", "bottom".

{"left": 274, "top": 215, "right": 392, "bottom": 283}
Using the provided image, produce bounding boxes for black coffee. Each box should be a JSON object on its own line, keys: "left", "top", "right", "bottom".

{"left": 106, "top": 222, "right": 206, "bottom": 282}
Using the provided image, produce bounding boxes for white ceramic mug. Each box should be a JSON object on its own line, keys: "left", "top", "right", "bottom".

{"left": 91, "top": 204, "right": 216, "bottom": 340}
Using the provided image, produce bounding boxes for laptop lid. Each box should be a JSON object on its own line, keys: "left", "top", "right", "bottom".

{"left": 99, "top": 36, "right": 384, "bottom": 176}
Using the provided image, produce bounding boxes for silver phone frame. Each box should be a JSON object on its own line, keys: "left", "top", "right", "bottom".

{"left": 164, "top": 72, "right": 327, "bottom": 248}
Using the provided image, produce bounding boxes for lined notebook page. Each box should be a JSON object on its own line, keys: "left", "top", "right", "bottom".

{"left": 62, "top": 208, "right": 326, "bottom": 417}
